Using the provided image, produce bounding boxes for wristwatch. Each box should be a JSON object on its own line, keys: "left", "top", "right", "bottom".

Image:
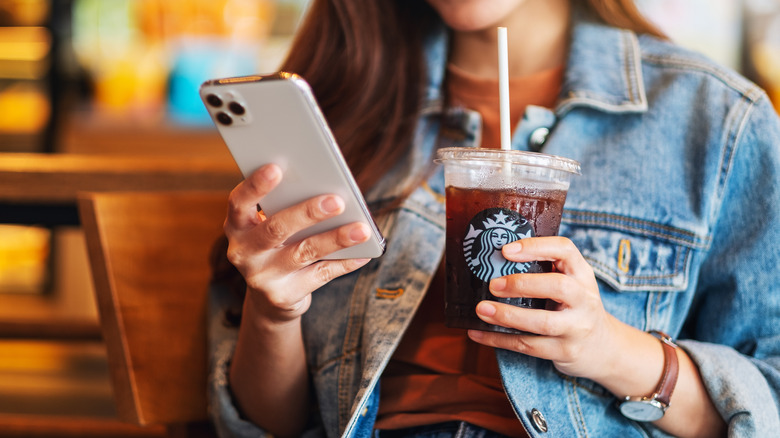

{"left": 618, "top": 331, "right": 679, "bottom": 422}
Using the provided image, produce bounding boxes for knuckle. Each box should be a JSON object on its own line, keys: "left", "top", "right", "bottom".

{"left": 495, "top": 305, "right": 516, "bottom": 329}
{"left": 553, "top": 278, "right": 570, "bottom": 300}
{"left": 225, "top": 245, "right": 245, "bottom": 268}
{"left": 584, "top": 264, "right": 597, "bottom": 282}
{"left": 511, "top": 336, "right": 532, "bottom": 353}
{"left": 507, "top": 274, "right": 527, "bottom": 291}
{"left": 263, "top": 216, "right": 288, "bottom": 241}
{"left": 561, "top": 342, "right": 584, "bottom": 363}
{"left": 245, "top": 173, "right": 264, "bottom": 193}
{"left": 226, "top": 196, "right": 244, "bottom": 221}
{"left": 574, "top": 316, "right": 596, "bottom": 336}
{"left": 562, "top": 237, "right": 580, "bottom": 257}
{"left": 305, "top": 199, "right": 324, "bottom": 221}
{"left": 557, "top": 235, "right": 574, "bottom": 248}
{"left": 312, "top": 262, "right": 337, "bottom": 284}
{"left": 539, "top": 312, "right": 557, "bottom": 336}
{"left": 291, "top": 239, "right": 319, "bottom": 265}
{"left": 312, "top": 259, "right": 356, "bottom": 284}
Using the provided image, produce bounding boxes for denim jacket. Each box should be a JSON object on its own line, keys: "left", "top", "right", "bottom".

{"left": 208, "top": 11, "right": 780, "bottom": 438}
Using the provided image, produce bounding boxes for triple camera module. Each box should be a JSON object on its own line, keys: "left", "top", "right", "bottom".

{"left": 206, "top": 93, "right": 246, "bottom": 126}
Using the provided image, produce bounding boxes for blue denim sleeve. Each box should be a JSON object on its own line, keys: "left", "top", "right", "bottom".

{"left": 207, "top": 283, "right": 270, "bottom": 438}
{"left": 681, "top": 93, "right": 780, "bottom": 436}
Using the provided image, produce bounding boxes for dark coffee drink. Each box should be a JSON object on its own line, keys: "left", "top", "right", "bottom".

{"left": 444, "top": 186, "right": 567, "bottom": 333}
{"left": 435, "top": 147, "right": 580, "bottom": 335}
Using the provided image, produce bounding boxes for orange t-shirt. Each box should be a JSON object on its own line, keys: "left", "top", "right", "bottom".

{"left": 373, "top": 62, "right": 563, "bottom": 437}
{"left": 447, "top": 62, "right": 563, "bottom": 148}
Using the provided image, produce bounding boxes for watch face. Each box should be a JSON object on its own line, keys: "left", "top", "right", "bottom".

{"left": 619, "top": 400, "right": 665, "bottom": 422}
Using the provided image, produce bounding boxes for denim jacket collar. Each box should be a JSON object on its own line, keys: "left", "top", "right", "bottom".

{"left": 559, "top": 16, "right": 649, "bottom": 114}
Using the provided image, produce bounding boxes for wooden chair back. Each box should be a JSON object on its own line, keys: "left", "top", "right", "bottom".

{"left": 78, "top": 191, "right": 228, "bottom": 426}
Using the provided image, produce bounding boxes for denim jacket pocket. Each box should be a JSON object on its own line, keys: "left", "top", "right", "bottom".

{"left": 559, "top": 210, "right": 705, "bottom": 330}
{"left": 560, "top": 210, "right": 703, "bottom": 293}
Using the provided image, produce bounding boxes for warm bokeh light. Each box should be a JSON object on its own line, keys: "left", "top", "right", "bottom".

{"left": 70, "top": 0, "right": 308, "bottom": 124}
{"left": 0, "top": 225, "right": 50, "bottom": 294}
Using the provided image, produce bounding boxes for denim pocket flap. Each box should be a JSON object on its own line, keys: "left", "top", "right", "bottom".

{"left": 560, "top": 212, "right": 703, "bottom": 293}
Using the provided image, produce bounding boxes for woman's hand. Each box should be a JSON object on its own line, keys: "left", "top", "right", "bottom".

{"left": 224, "top": 163, "right": 372, "bottom": 323}
{"left": 467, "top": 236, "right": 728, "bottom": 437}
{"left": 466, "top": 236, "right": 624, "bottom": 380}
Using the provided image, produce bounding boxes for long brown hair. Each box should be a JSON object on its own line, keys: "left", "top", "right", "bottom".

{"left": 586, "top": 0, "right": 665, "bottom": 39}
{"left": 281, "top": 0, "right": 665, "bottom": 191}
{"left": 281, "top": 0, "right": 438, "bottom": 191}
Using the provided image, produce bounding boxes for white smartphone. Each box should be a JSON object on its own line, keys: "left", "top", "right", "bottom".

{"left": 200, "top": 72, "right": 386, "bottom": 260}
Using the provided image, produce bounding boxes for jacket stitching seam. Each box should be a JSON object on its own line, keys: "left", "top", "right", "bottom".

{"left": 628, "top": 31, "right": 648, "bottom": 108}
{"left": 337, "top": 277, "right": 373, "bottom": 431}
{"left": 622, "top": 32, "right": 635, "bottom": 104}
{"left": 564, "top": 209, "right": 702, "bottom": 239}
{"left": 585, "top": 242, "right": 691, "bottom": 284}
{"left": 563, "top": 213, "right": 709, "bottom": 248}
{"left": 555, "top": 94, "right": 647, "bottom": 115}
{"left": 621, "top": 30, "right": 647, "bottom": 107}
{"left": 588, "top": 245, "right": 691, "bottom": 292}
{"left": 585, "top": 255, "right": 682, "bottom": 281}
{"left": 642, "top": 54, "right": 762, "bottom": 102}
{"left": 650, "top": 291, "right": 661, "bottom": 328}
{"left": 566, "top": 379, "right": 590, "bottom": 437}
{"left": 567, "top": 219, "right": 702, "bottom": 248}
{"left": 714, "top": 97, "right": 755, "bottom": 218}
{"left": 312, "top": 346, "right": 359, "bottom": 374}
{"left": 563, "top": 375, "right": 611, "bottom": 398}
{"left": 399, "top": 204, "right": 445, "bottom": 230}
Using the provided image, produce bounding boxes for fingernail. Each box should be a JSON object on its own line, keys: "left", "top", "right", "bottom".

{"left": 260, "top": 165, "right": 280, "bottom": 182}
{"left": 477, "top": 301, "right": 496, "bottom": 317}
{"left": 350, "top": 224, "right": 369, "bottom": 242}
{"left": 503, "top": 242, "right": 521, "bottom": 256}
{"left": 352, "top": 258, "right": 371, "bottom": 267}
{"left": 468, "top": 330, "right": 484, "bottom": 340}
{"left": 491, "top": 277, "right": 507, "bottom": 292}
{"left": 321, "top": 196, "right": 343, "bottom": 214}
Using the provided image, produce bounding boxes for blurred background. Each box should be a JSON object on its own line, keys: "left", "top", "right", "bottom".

{"left": 0, "top": 0, "right": 307, "bottom": 155}
{"left": 0, "top": 1, "right": 308, "bottom": 437}
{"left": 0, "top": 0, "right": 777, "bottom": 437}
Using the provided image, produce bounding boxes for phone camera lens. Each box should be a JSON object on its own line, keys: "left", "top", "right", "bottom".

{"left": 206, "top": 94, "right": 223, "bottom": 107}
{"left": 228, "top": 101, "right": 246, "bottom": 115}
{"left": 216, "top": 112, "right": 233, "bottom": 125}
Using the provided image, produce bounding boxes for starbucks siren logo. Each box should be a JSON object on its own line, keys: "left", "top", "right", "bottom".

{"left": 463, "top": 208, "right": 538, "bottom": 283}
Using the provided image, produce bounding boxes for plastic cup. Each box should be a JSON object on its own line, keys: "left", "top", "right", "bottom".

{"left": 435, "top": 147, "right": 581, "bottom": 334}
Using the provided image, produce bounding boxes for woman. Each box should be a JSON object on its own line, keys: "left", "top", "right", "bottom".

{"left": 208, "top": 0, "right": 780, "bottom": 437}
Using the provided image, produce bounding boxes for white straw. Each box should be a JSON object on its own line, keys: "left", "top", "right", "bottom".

{"left": 498, "top": 27, "right": 511, "bottom": 151}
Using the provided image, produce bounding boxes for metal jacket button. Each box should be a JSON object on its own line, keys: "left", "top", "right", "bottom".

{"left": 529, "top": 127, "right": 550, "bottom": 151}
{"left": 530, "top": 408, "right": 548, "bottom": 433}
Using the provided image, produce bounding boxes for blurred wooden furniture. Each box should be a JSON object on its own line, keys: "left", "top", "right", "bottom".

{"left": 0, "top": 153, "right": 239, "bottom": 226}
{"left": 0, "top": 339, "right": 168, "bottom": 437}
{"left": 0, "top": 225, "right": 102, "bottom": 340}
{"left": 78, "top": 190, "right": 227, "bottom": 431}
{"left": 59, "top": 114, "right": 225, "bottom": 158}
{"left": 0, "top": 152, "right": 240, "bottom": 337}
{"left": 0, "top": 413, "right": 166, "bottom": 438}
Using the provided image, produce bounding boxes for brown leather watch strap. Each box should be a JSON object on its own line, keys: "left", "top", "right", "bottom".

{"left": 651, "top": 330, "right": 679, "bottom": 407}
